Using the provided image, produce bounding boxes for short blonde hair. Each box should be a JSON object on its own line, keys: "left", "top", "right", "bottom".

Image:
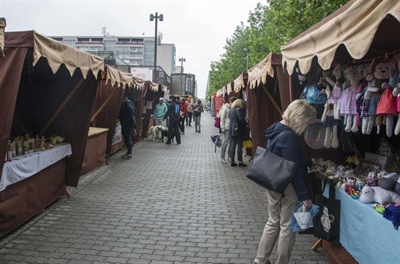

{"left": 282, "top": 99, "right": 316, "bottom": 135}
{"left": 231, "top": 98, "right": 245, "bottom": 108}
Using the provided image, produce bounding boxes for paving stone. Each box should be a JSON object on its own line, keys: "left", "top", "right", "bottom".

{"left": 0, "top": 114, "right": 328, "bottom": 264}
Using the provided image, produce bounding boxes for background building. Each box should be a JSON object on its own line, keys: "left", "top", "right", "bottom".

{"left": 50, "top": 34, "right": 197, "bottom": 96}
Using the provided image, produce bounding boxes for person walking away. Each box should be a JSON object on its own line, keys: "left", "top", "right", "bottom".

{"left": 118, "top": 95, "right": 137, "bottom": 159}
{"left": 186, "top": 98, "right": 194, "bottom": 126}
{"left": 228, "top": 99, "right": 248, "bottom": 167}
{"left": 154, "top": 97, "right": 168, "bottom": 126}
{"left": 179, "top": 98, "right": 188, "bottom": 134}
{"left": 254, "top": 99, "right": 316, "bottom": 264}
{"left": 164, "top": 95, "right": 181, "bottom": 144}
{"left": 220, "top": 96, "right": 237, "bottom": 163}
{"left": 193, "top": 99, "right": 204, "bottom": 133}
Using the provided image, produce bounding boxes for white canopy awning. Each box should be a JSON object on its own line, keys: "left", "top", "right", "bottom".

{"left": 281, "top": 0, "right": 400, "bottom": 75}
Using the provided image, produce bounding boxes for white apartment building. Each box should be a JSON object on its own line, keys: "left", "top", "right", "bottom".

{"left": 50, "top": 35, "right": 176, "bottom": 77}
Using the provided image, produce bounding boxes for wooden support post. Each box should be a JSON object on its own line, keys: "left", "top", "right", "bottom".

{"left": 260, "top": 83, "right": 283, "bottom": 115}
{"left": 90, "top": 86, "right": 119, "bottom": 123}
{"left": 39, "top": 78, "right": 85, "bottom": 137}
{"left": 64, "top": 187, "right": 71, "bottom": 198}
{"left": 312, "top": 238, "right": 322, "bottom": 251}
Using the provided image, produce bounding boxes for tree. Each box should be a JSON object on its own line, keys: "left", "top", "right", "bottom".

{"left": 207, "top": 0, "right": 349, "bottom": 98}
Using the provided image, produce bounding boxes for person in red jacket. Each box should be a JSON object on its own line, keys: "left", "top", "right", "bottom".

{"left": 179, "top": 98, "right": 188, "bottom": 135}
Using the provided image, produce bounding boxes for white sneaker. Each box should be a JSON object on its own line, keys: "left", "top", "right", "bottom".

{"left": 221, "top": 158, "right": 227, "bottom": 163}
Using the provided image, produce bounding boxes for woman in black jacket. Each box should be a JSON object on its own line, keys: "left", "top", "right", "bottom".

{"left": 228, "top": 99, "right": 248, "bottom": 167}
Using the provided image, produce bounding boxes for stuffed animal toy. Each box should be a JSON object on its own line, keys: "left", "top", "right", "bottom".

{"left": 375, "top": 60, "right": 398, "bottom": 137}
{"left": 369, "top": 61, "right": 392, "bottom": 134}
{"left": 340, "top": 65, "right": 363, "bottom": 132}
{"left": 359, "top": 185, "right": 400, "bottom": 204}
{"left": 379, "top": 173, "right": 400, "bottom": 196}
{"left": 321, "top": 85, "right": 340, "bottom": 148}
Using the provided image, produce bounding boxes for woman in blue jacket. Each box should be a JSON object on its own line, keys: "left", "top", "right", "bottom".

{"left": 254, "top": 99, "right": 316, "bottom": 264}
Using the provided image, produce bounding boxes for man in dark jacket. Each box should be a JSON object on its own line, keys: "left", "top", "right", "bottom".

{"left": 118, "top": 95, "right": 137, "bottom": 159}
{"left": 164, "top": 95, "right": 181, "bottom": 144}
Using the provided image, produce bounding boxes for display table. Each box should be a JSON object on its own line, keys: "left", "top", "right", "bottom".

{"left": 80, "top": 127, "right": 109, "bottom": 176}
{"left": 323, "top": 185, "right": 400, "bottom": 264}
{"left": 0, "top": 144, "right": 71, "bottom": 237}
{"left": 0, "top": 144, "right": 72, "bottom": 191}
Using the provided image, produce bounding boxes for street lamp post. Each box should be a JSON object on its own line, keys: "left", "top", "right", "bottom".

{"left": 243, "top": 47, "right": 249, "bottom": 72}
{"left": 150, "top": 12, "right": 163, "bottom": 82}
{"left": 179, "top": 57, "right": 185, "bottom": 94}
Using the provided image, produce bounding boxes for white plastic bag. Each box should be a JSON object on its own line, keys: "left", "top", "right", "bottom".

{"left": 294, "top": 205, "right": 313, "bottom": 230}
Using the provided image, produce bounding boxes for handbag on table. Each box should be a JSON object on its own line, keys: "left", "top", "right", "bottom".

{"left": 246, "top": 130, "right": 299, "bottom": 195}
{"left": 313, "top": 179, "right": 341, "bottom": 246}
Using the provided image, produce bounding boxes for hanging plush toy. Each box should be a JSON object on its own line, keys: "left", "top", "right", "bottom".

{"left": 321, "top": 71, "right": 341, "bottom": 148}
{"left": 367, "top": 61, "right": 392, "bottom": 135}
{"left": 356, "top": 61, "right": 376, "bottom": 134}
{"left": 340, "top": 65, "right": 363, "bottom": 132}
{"left": 376, "top": 80, "right": 398, "bottom": 137}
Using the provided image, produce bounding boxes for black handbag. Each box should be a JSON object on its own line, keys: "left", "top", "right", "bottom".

{"left": 246, "top": 131, "right": 299, "bottom": 195}
{"left": 313, "top": 179, "right": 341, "bottom": 246}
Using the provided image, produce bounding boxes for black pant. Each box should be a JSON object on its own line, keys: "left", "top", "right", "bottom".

{"left": 121, "top": 122, "right": 133, "bottom": 154}
{"left": 167, "top": 119, "right": 181, "bottom": 144}
{"left": 180, "top": 117, "right": 185, "bottom": 133}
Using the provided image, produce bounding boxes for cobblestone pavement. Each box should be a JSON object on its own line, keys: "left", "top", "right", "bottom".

{"left": 0, "top": 113, "right": 329, "bottom": 264}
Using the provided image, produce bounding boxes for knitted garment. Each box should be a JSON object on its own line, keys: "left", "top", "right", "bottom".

{"left": 383, "top": 204, "right": 400, "bottom": 230}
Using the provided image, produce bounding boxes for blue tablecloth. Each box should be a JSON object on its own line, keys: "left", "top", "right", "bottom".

{"left": 324, "top": 185, "right": 400, "bottom": 264}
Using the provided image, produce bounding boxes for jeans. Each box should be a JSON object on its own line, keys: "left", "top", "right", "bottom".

{"left": 154, "top": 118, "right": 164, "bottom": 126}
{"left": 194, "top": 115, "right": 201, "bottom": 131}
{"left": 228, "top": 136, "right": 243, "bottom": 162}
{"left": 186, "top": 112, "right": 193, "bottom": 125}
{"left": 220, "top": 130, "right": 230, "bottom": 159}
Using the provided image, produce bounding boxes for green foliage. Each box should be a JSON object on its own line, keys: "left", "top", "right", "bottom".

{"left": 206, "top": 0, "right": 349, "bottom": 98}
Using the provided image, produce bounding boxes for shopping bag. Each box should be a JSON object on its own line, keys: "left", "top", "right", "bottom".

{"left": 313, "top": 180, "right": 341, "bottom": 245}
{"left": 291, "top": 202, "right": 319, "bottom": 232}
{"left": 294, "top": 205, "right": 312, "bottom": 230}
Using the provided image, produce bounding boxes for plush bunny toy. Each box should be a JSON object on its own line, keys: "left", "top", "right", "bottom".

{"left": 359, "top": 185, "right": 400, "bottom": 204}
{"left": 340, "top": 65, "right": 363, "bottom": 132}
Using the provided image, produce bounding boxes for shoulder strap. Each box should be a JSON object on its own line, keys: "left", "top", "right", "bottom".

{"left": 266, "top": 130, "right": 290, "bottom": 151}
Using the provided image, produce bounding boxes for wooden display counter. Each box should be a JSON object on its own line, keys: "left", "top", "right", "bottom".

{"left": 80, "top": 127, "right": 109, "bottom": 176}
{"left": 0, "top": 159, "right": 66, "bottom": 237}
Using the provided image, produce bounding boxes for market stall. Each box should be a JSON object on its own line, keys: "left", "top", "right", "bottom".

{"left": 246, "top": 53, "right": 294, "bottom": 154}
{"left": 88, "top": 65, "right": 145, "bottom": 161}
{"left": 140, "top": 81, "right": 166, "bottom": 139}
{"left": 281, "top": 1, "right": 400, "bottom": 263}
{"left": 0, "top": 30, "right": 104, "bottom": 237}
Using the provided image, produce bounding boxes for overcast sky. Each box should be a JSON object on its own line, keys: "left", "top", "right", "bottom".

{"left": 0, "top": 0, "right": 263, "bottom": 97}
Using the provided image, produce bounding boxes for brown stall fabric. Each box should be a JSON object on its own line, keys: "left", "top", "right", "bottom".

{"left": 246, "top": 54, "right": 292, "bottom": 154}
{"left": 0, "top": 31, "right": 104, "bottom": 187}
{"left": 0, "top": 160, "right": 66, "bottom": 237}
{"left": 92, "top": 80, "right": 125, "bottom": 155}
{"left": 0, "top": 48, "right": 27, "bottom": 176}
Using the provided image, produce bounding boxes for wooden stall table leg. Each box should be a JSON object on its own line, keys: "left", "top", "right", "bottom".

{"left": 64, "top": 187, "right": 71, "bottom": 198}
{"left": 312, "top": 238, "right": 322, "bottom": 251}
